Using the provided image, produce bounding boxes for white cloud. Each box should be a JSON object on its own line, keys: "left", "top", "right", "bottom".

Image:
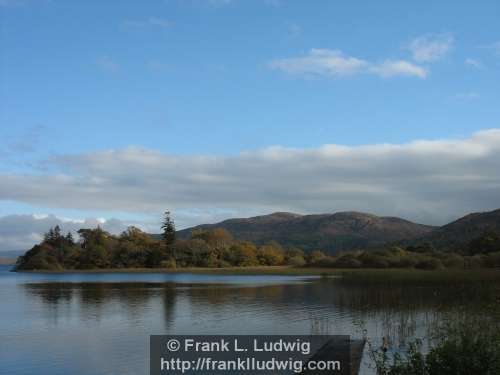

{"left": 465, "top": 58, "right": 483, "bottom": 69}
{"left": 0, "top": 214, "right": 136, "bottom": 251}
{"left": 407, "top": 33, "right": 454, "bottom": 63}
{"left": 1, "top": 130, "right": 500, "bottom": 229}
{"left": 270, "top": 49, "right": 369, "bottom": 77}
{"left": 270, "top": 49, "right": 427, "bottom": 79}
{"left": 370, "top": 60, "right": 428, "bottom": 78}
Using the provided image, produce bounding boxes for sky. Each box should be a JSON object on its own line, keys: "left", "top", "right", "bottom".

{"left": 1, "top": 0, "right": 500, "bottom": 251}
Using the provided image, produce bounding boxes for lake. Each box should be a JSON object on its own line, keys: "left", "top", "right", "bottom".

{"left": 0, "top": 265, "right": 497, "bottom": 375}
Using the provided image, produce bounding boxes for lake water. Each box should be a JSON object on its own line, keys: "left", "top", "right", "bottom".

{"left": 0, "top": 265, "right": 495, "bottom": 375}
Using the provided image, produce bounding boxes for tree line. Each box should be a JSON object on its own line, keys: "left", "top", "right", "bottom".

{"left": 16, "top": 212, "right": 310, "bottom": 270}
{"left": 15, "top": 212, "right": 500, "bottom": 271}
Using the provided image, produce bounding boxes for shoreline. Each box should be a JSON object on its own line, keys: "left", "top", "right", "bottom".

{"left": 15, "top": 266, "right": 338, "bottom": 276}
{"left": 14, "top": 266, "right": 500, "bottom": 280}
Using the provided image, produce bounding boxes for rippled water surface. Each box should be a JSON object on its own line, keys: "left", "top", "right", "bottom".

{"left": 1, "top": 265, "right": 495, "bottom": 375}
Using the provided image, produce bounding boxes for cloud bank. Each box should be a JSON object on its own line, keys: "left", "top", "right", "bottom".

{"left": 0, "top": 215, "right": 133, "bottom": 252}
{"left": 1, "top": 130, "right": 500, "bottom": 236}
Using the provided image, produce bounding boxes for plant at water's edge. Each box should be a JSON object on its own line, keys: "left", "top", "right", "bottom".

{"left": 368, "top": 324, "right": 500, "bottom": 375}
{"left": 368, "top": 339, "right": 426, "bottom": 375}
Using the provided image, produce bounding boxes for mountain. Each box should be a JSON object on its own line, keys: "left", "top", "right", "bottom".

{"left": 176, "top": 211, "right": 435, "bottom": 253}
{"left": 0, "top": 257, "right": 16, "bottom": 265}
{"left": 416, "top": 208, "right": 500, "bottom": 251}
{"left": 0, "top": 250, "right": 25, "bottom": 258}
{"left": 0, "top": 250, "right": 24, "bottom": 265}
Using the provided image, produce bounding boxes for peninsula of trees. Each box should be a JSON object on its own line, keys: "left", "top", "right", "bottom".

{"left": 14, "top": 211, "right": 500, "bottom": 271}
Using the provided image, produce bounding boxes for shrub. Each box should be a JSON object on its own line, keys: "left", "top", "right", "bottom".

{"left": 257, "top": 244, "right": 285, "bottom": 266}
{"left": 307, "top": 250, "right": 327, "bottom": 265}
{"left": 484, "top": 252, "right": 500, "bottom": 268}
{"left": 287, "top": 255, "right": 306, "bottom": 267}
{"left": 359, "top": 253, "right": 390, "bottom": 268}
{"left": 442, "top": 254, "right": 464, "bottom": 269}
{"left": 333, "top": 255, "right": 362, "bottom": 268}
{"left": 370, "top": 330, "right": 500, "bottom": 375}
{"left": 415, "top": 258, "right": 443, "bottom": 270}
{"left": 311, "top": 256, "right": 336, "bottom": 267}
{"left": 160, "top": 258, "right": 177, "bottom": 269}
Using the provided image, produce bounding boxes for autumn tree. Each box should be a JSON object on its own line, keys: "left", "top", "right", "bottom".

{"left": 257, "top": 242, "right": 285, "bottom": 266}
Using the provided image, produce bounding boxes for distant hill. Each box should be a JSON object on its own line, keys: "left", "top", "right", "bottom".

{"left": 1, "top": 250, "right": 25, "bottom": 258}
{"left": 416, "top": 208, "right": 500, "bottom": 251}
{"left": 0, "top": 250, "right": 24, "bottom": 265}
{"left": 0, "top": 257, "right": 16, "bottom": 265}
{"left": 175, "top": 211, "right": 435, "bottom": 253}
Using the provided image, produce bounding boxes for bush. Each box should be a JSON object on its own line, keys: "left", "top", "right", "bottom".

{"left": 287, "top": 255, "right": 306, "bottom": 267}
{"left": 371, "top": 329, "right": 500, "bottom": 375}
{"left": 465, "top": 255, "right": 485, "bottom": 269}
{"left": 160, "top": 258, "right": 177, "bottom": 269}
{"left": 484, "top": 252, "right": 500, "bottom": 268}
{"left": 359, "top": 253, "right": 391, "bottom": 268}
{"left": 311, "top": 256, "right": 336, "bottom": 267}
{"left": 442, "top": 254, "right": 464, "bottom": 269}
{"left": 257, "top": 244, "right": 285, "bottom": 266}
{"left": 415, "top": 258, "right": 443, "bottom": 270}
{"left": 394, "top": 256, "right": 418, "bottom": 268}
{"left": 307, "top": 250, "right": 327, "bottom": 265}
{"left": 333, "top": 255, "right": 362, "bottom": 268}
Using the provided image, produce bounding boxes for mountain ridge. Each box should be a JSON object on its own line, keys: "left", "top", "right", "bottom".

{"left": 415, "top": 208, "right": 500, "bottom": 250}
{"left": 176, "top": 210, "right": 436, "bottom": 253}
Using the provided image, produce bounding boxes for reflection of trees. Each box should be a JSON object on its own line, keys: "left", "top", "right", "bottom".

{"left": 23, "top": 282, "right": 75, "bottom": 305}
{"left": 23, "top": 282, "right": 159, "bottom": 323}
{"left": 161, "top": 285, "right": 177, "bottom": 331}
{"left": 22, "top": 278, "right": 495, "bottom": 346}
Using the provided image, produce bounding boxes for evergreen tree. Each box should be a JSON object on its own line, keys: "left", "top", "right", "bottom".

{"left": 65, "top": 231, "right": 74, "bottom": 245}
{"left": 161, "top": 211, "right": 176, "bottom": 245}
{"left": 161, "top": 211, "right": 176, "bottom": 260}
{"left": 53, "top": 225, "right": 62, "bottom": 240}
{"left": 44, "top": 228, "right": 55, "bottom": 242}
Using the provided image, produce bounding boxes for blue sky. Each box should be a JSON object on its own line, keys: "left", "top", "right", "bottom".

{"left": 1, "top": 0, "right": 500, "bottom": 250}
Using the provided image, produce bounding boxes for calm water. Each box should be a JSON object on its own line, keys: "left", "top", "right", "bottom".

{"left": 0, "top": 265, "right": 494, "bottom": 375}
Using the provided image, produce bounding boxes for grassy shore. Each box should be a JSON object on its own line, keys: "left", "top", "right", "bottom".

{"left": 337, "top": 268, "right": 500, "bottom": 283}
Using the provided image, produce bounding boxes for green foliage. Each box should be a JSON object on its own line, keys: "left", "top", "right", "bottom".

{"left": 370, "top": 328, "right": 500, "bottom": 375}
{"left": 307, "top": 250, "right": 327, "bottom": 265}
{"left": 370, "top": 340, "right": 426, "bottom": 375}
{"left": 466, "top": 230, "right": 500, "bottom": 255}
{"left": 17, "top": 217, "right": 307, "bottom": 270}
{"left": 333, "top": 254, "right": 363, "bottom": 268}
{"left": 15, "top": 214, "right": 500, "bottom": 271}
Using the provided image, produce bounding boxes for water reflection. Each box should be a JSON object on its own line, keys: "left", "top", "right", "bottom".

{"left": 21, "top": 278, "right": 492, "bottom": 343}
{"left": 4, "top": 275, "right": 496, "bottom": 375}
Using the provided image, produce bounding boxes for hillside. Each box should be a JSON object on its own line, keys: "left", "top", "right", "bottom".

{"left": 176, "top": 211, "right": 435, "bottom": 253}
{"left": 416, "top": 208, "right": 500, "bottom": 251}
